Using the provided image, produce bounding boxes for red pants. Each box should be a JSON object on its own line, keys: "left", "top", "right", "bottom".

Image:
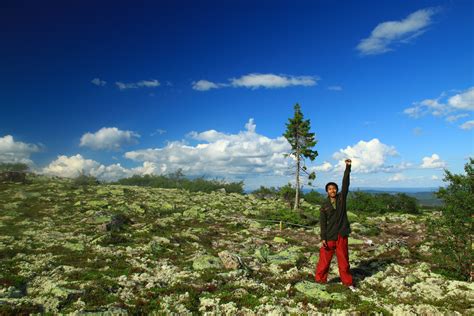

{"left": 315, "top": 234, "right": 353, "bottom": 286}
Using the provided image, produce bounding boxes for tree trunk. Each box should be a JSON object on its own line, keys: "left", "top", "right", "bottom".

{"left": 294, "top": 154, "right": 300, "bottom": 210}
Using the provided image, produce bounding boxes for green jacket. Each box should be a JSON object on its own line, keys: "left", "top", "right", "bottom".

{"left": 320, "top": 164, "right": 351, "bottom": 241}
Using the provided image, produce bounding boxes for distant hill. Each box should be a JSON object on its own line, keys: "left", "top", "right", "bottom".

{"left": 299, "top": 187, "right": 443, "bottom": 207}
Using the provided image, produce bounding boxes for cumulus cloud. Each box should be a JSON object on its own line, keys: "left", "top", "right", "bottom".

{"left": 0, "top": 135, "right": 41, "bottom": 165}
{"left": 79, "top": 127, "right": 140, "bottom": 151}
{"left": 448, "top": 87, "right": 474, "bottom": 110}
{"left": 91, "top": 78, "right": 106, "bottom": 86}
{"left": 124, "top": 118, "right": 293, "bottom": 177}
{"left": 420, "top": 154, "right": 447, "bottom": 169}
{"left": 312, "top": 161, "right": 333, "bottom": 172}
{"left": 192, "top": 80, "right": 224, "bottom": 91}
{"left": 460, "top": 120, "right": 474, "bottom": 130}
{"left": 41, "top": 154, "right": 164, "bottom": 182}
{"left": 193, "top": 73, "right": 318, "bottom": 91}
{"left": 332, "top": 138, "right": 399, "bottom": 173}
{"left": 115, "top": 79, "right": 160, "bottom": 90}
{"left": 388, "top": 173, "right": 406, "bottom": 182}
{"left": 357, "top": 7, "right": 439, "bottom": 55}
{"left": 404, "top": 87, "right": 473, "bottom": 129}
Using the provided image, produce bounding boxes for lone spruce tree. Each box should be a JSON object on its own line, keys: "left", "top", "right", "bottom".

{"left": 283, "top": 103, "right": 318, "bottom": 210}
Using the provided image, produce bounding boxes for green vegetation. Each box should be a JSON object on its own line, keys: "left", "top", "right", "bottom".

{"left": 427, "top": 158, "right": 473, "bottom": 281}
{"left": 0, "top": 162, "right": 29, "bottom": 172}
{"left": 0, "top": 163, "right": 472, "bottom": 314}
{"left": 348, "top": 191, "right": 420, "bottom": 214}
{"left": 71, "top": 172, "right": 100, "bottom": 187}
{"left": 113, "top": 169, "right": 244, "bottom": 194}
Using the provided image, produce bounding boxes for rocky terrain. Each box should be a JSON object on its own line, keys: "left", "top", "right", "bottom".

{"left": 0, "top": 176, "right": 472, "bottom": 315}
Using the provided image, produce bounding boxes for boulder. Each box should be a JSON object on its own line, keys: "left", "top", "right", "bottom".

{"left": 267, "top": 246, "right": 304, "bottom": 266}
{"left": 99, "top": 214, "right": 133, "bottom": 232}
{"left": 294, "top": 281, "right": 346, "bottom": 301}
{"left": 218, "top": 250, "right": 241, "bottom": 270}
{"left": 192, "top": 255, "right": 223, "bottom": 270}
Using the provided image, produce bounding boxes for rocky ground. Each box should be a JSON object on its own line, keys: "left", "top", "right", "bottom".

{"left": 0, "top": 176, "right": 472, "bottom": 315}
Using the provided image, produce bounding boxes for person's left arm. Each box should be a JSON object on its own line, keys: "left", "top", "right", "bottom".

{"left": 341, "top": 159, "right": 351, "bottom": 199}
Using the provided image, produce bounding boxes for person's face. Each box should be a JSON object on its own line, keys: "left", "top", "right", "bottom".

{"left": 327, "top": 185, "right": 337, "bottom": 198}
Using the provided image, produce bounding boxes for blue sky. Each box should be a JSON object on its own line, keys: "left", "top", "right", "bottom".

{"left": 1, "top": 0, "right": 473, "bottom": 190}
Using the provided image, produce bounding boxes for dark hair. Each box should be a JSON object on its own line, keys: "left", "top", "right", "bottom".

{"left": 325, "top": 182, "right": 338, "bottom": 192}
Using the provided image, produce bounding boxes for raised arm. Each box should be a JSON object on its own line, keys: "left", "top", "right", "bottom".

{"left": 341, "top": 159, "right": 351, "bottom": 199}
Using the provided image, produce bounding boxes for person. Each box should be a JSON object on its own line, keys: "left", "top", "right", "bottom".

{"left": 315, "top": 158, "right": 356, "bottom": 291}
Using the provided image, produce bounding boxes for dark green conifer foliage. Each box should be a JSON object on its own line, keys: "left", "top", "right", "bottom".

{"left": 283, "top": 103, "right": 318, "bottom": 210}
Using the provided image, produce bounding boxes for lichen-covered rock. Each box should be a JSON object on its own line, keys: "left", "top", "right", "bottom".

{"left": 192, "top": 255, "right": 223, "bottom": 270}
{"left": 273, "top": 236, "right": 287, "bottom": 243}
{"left": 294, "top": 281, "right": 346, "bottom": 301}
{"left": 218, "top": 250, "right": 240, "bottom": 270}
{"left": 267, "top": 246, "right": 304, "bottom": 266}
{"left": 348, "top": 237, "right": 364, "bottom": 245}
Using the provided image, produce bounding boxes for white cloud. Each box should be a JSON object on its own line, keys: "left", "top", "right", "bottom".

{"left": 0, "top": 135, "right": 41, "bottom": 165}
{"left": 230, "top": 73, "right": 318, "bottom": 89}
{"left": 327, "top": 85, "right": 342, "bottom": 91}
{"left": 115, "top": 79, "right": 160, "bottom": 90}
{"left": 431, "top": 175, "right": 439, "bottom": 180}
{"left": 91, "top": 78, "right": 106, "bottom": 86}
{"left": 446, "top": 113, "right": 469, "bottom": 123}
{"left": 79, "top": 127, "right": 140, "bottom": 151}
{"left": 312, "top": 161, "right": 333, "bottom": 172}
{"left": 404, "top": 87, "right": 473, "bottom": 129}
{"left": 42, "top": 154, "right": 103, "bottom": 178}
{"left": 125, "top": 118, "right": 293, "bottom": 177}
{"left": 460, "top": 120, "right": 474, "bottom": 130}
{"left": 404, "top": 95, "right": 451, "bottom": 118}
{"left": 193, "top": 73, "right": 318, "bottom": 91}
{"left": 357, "top": 7, "right": 439, "bottom": 55}
{"left": 41, "top": 154, "right": 163, "bottom": 182}
{"left": 388, "top": 173, "right": 406, "bottom": 182}
{"left": 192, "top": 80, "right": 223, "bottom": 91}
{"left": 421, "top": 154, "right": 447, "bottom": 169}
{"left": 332, "top": 138, "right": 399, "bottom": 173}
{"left": 448, "top": 87, "right": 474, "bottom": 110}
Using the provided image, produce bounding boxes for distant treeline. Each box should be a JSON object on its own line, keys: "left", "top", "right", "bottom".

{"left": 112, "top": 170, "right": 244, "bottom": 194}
{"left": 252, "top": 185, "right": 420, "bottom": 214}
{"left": 0, "top": 162, "right": 29, "bottom": 172}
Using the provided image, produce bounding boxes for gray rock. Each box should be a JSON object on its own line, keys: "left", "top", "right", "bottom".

{"left": 218, "top": 250, "right": 240, "bottom": 270}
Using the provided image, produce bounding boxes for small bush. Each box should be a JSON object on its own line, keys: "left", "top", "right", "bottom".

{"left": 427, "top": 158, "right": 473, "bottom": 281}
{"left": 72, "top": 172, "right": 100, "bottom": 187}
{"left": 251, "top": 186, "right": 279, "bottom": 199}
{"left": 303, "top": 189, "right": 325, "bottom": 205}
